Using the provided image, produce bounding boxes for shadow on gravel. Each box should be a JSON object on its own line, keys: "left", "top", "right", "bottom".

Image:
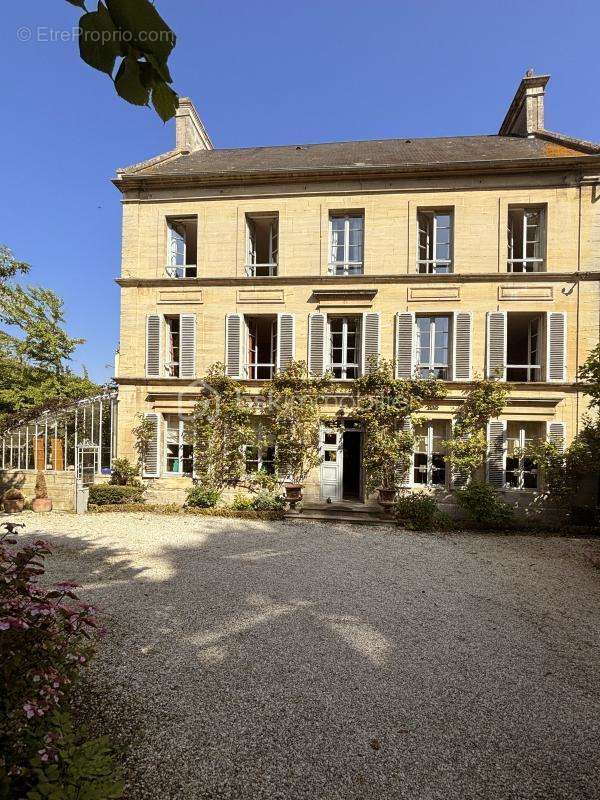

{"left": 21, "top": 521, "right": 600, "bottom": 800}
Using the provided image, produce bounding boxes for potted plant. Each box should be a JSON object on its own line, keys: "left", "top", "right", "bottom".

{"left": 352, "top": 360, "right": 446, "bottom": 511}
{"left": 3, "top": 489, "right": 25, "bottom": 514}
{"left": 265, "top": 362, "right": 332, "bottom": 512}
{"left": 32, "top": 472, "right": 52, "bottom": 513}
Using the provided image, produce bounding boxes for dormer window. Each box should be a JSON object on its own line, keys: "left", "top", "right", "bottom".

{"left": 246, "top": 213, "right": 278, "bottom": 277}
{"left": 166, "top": 217, "right": 197, "bottom": 278}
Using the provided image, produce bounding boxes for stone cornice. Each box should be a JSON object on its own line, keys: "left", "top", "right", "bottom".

{"left": 116, "top": 271, "right": 600, "bottom": 288}
{"left": 113, "top": 154, "right": 600, "bottom": 193}
{"left": 115, "top": 376, "right": 576, "bottom": 394}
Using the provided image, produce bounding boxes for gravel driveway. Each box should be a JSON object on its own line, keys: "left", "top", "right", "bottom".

{"left": 16, "top": 512, "right": 600, "bottom": 800}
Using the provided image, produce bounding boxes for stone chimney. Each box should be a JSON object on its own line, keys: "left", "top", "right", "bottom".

{"left": 498, "top": 70, "right": 550, "bottom": 137}
{"left": 175, "top": 98, "right": 213, "bottom": 152}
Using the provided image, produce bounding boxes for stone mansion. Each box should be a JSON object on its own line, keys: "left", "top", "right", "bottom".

{"left": 113, "top": 72, "right": 600, "bottom": 506}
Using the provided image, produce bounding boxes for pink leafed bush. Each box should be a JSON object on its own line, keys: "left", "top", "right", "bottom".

{"left": 0, "top": 526, "right": 107, "bottom": 791}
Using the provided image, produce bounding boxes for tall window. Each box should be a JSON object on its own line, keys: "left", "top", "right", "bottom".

{"left": 166, "top": 218, "right": 197, "bottom": 278}
{"left": 165, "top": 316, "right": 180, "bottom": 377}
{"left": 329, "top": 317, "right": 360, "bottom": 379}
{"left": 416, "top": 316, "right": 450, "bottom": 379}
{"left": 505, "top": 422, "right": 542, "bottom": 489}
{"left": 329, "top": 213, "right": 364, "bottom": 275}
{"left": 507, "top": 206, "right": 546, "bottom": 272}
{"left": 246, "top": 213, "right": 278, "bottom": 277}
{"left": 246, "top": 316, "right": 277, "bottom": 380}
{"left": 413, "top": 420, "right": 448, "bottom": 486}
{"left": 506, "top": 313, "right": 542, "bottom": 382}
{"left": 165, "top": 415, "right": 193, "bottom": 474}
{"left": 417, "top": 210, "right": 453, "bottom": 273}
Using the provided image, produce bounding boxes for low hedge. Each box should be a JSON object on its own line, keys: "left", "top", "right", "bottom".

{"left": 88, "top": 503, "right": 285, "bottom": 520}
{"left": 88, "top": 484, "right": 145, "bottom": 506}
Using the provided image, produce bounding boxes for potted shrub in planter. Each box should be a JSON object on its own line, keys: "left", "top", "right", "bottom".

{"left": 32, "top": 472, "right": 52, "bottom": 512}
{"left": 3, "top": 488, "right": 25, "bottom": 514}
{"left": 266, "top": 362, "right": 332, "bottom": 512}
{"left": 352, "top": 359, "right": 446, "bottom": 512}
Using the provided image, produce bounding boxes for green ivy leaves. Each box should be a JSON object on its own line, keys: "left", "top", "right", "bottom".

{"left": 68, "top": 0, "right": 179, "bottom": 121}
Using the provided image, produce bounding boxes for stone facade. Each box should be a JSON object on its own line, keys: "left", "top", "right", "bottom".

{"left": 113, "top": 73, "right": 600, "bottom": 508}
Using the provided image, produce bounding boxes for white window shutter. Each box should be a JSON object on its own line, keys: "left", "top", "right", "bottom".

{"left": 225, "top": 314, "right": 243, "bottom": 378}
{"left": 486, "top": 311, "right": 506, "bottom": 380}
{"left": 547, "top": 421, "right": 566, "bottom": 452}
{"left": 361, "top": 312, "right": 381, "bottom": 375}
{"left": 395, "top": 312, "right": 415, "bottom": 378}
{"left": 276, "top": 313, "right": 295, "bottom": 372}
{"left": 179, "top": 314, "right": 196, "bottom": 378}
{"left": 453, "top": 312, "right": 472, "bottom": 381}
{"left": 142, "top": 413, "right": 160, "bottom": 478}
{"left": 400, "top": 417, "right": 413, "bottom": 487}
{"left": 146, "top": 315, "right": 161, "bottom": 378}
{"left": 546, "top": 312, "right": 566, "bottom": 382}
{"left": 308, "top": 313, "right": 327, "bottom": 376}
{"left": 486, "top": 420, "right": 506, "bottom": 487}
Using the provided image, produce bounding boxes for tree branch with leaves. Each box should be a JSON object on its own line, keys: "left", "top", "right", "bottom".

{"left": 66, "top": 0, "right": 179, "bottom": 121}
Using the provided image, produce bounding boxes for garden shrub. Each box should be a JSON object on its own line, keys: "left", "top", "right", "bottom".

{"left": 109, "top": 458, "right": 141, "bottom": 487}
{"left": 231, "top": 494, "right": 255, "bottom": 511}
{"left": 394, "top": 493, "right": 440, "bottom": 530}
{"left": 454, "top": 481, "right": 513, "bottom": 528}
{"left": 250, "top": 491, "right": 285, "bottom": 512}
{"left": 88, "top": 484, "right": 145, "bottom": 506}
{"left": 89, "top": 503, "right": 285, "bottom": 520}
{"left": 0, "top": 528, "right": 122, "bottom": 798}
{"left": 185, "top": 485, "right": 221, "bottom": 508}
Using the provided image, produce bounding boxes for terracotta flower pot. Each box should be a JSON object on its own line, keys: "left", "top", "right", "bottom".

{"left": 32, "top": 497, "right": 53, "bottom": 513}
{"left": 3, "top": 498, "right": 25, "bottom": 514}
{"left": 377, "top": 487, "right": 397, "bottom": 505}
{"left": 284, "top": 483, "right": 303, "bottom": 511}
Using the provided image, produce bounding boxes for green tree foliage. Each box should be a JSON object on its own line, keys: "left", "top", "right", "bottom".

{"left": 445, "top": 377, "right": 508, "bottom": 480}
{"left": 0, "top": 247, "right": 99, "bottom": 422}
{"left": 352, "top": 359, "right": 446, "bottom": 492}
{"left": 66, "top": 0, "right": 179, "bottom": 121}
{"left": 578, "top": 342, "right": 600, "bottom": 410}
{"left": 191, "top": 364, "right": 254, "bottom": 490}
{"left": 265, "top": 361, "right": 332, "bottom": 485}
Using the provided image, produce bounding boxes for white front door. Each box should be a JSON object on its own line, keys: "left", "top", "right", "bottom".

{"left": 320, "top": 427, "right": 343, "bottom": 501}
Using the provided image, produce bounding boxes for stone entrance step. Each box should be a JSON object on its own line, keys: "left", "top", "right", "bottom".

{"left": 287, "top": 501, "right": 391, "bottom": 525}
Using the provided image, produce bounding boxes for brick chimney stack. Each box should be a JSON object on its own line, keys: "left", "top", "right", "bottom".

{"left": 175, "top": 98, "right": 213, "bottom": 152}
{"left": 499, "top": 71, "right": 550, "bottom": 137}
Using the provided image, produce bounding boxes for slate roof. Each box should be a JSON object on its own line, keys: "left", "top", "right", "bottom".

{"left": 117, "top": 131, "right": 600, "bottom": 183}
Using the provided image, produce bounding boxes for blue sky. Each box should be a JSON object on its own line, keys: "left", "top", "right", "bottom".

{"left": 3, "top": 0, "right": 600, "bottom": 382}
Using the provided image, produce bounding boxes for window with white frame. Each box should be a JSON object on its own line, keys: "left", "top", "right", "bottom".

{"left": 506, "top": 312, "right": 542, "bottom": 382}
{"left": 417, "top": 209, "right": 453, "bottom": 273}
{"left": 164, "top": 316, "right": 180, "bottom": 377}
{"left": 165, "top": 415, "right": 193, "bottom": 475}
{"left": 166, "top": 218, "right": 197, "bottom": 278}
{"left": 329, "top": 213, "right": 364, "bottom": 275}
{"left": 329, "top": 316, "right": 360, "bottom": 379}
{"left": 505, "top": 421, "right": 542, "bottom": 489}
{"left": 244, "top": 443, "right": 275, "bottom": 475}
{"left": 416, "top": 316, "right": 450, "bottom": 379}
{"left": 413, "top": 420, "right": 448, "bottom": 486}
{"left": 507, "top": 206, "right": 546, "bottom": 272}
{"left": 246, "top": 213, "right": 278, "bottom": 277}
{"left": 245, "top": 315, "right": 277, "bottom": 380}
